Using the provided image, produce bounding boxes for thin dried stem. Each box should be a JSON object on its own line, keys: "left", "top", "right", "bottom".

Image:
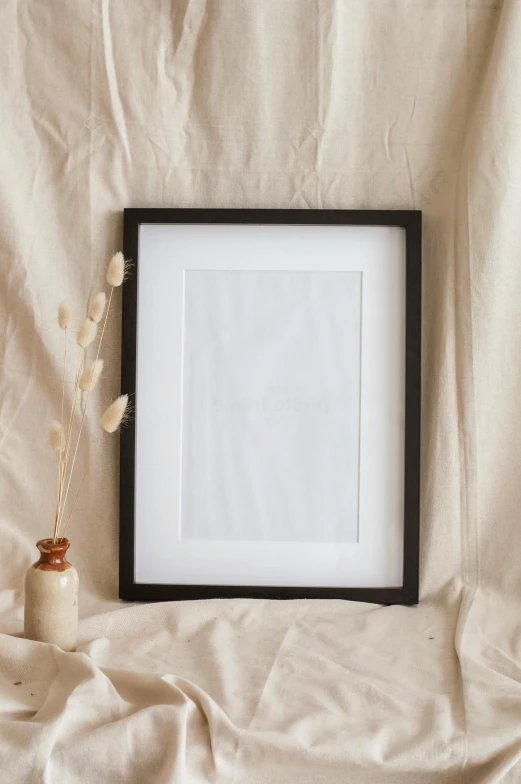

{"left": 96, "top": 286, "right": 113, "bottom": 365}
{"left": 60, "top": 332, "right": 67, "bottom": 446}
{"left": 52, "top": 335, "right": 71, "bottom": 543}
{"left": 57, "top": 288, "right": 114, "bottom": 534}
{"left": 54, "top": 331, "right": 68, "bottom": 532}
{"left": 54, "top": 349, "right": 85, "bottom": 540}
{"left": 61, "top": 432, "right": 103, "bottom": 540}
{"left": 63, "top": 351, "right": 85, "bottom": 462}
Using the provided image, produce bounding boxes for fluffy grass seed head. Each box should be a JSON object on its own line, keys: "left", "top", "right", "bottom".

{"left": 58, "top": 301, "right": 73, "bottom": 330}
{"left": 78, "top": 359, "right": 104, "bottom": 391}
{"left": 106, "top": 252, "right": 127, "bottom": 287}
{"left": 101, "top": 394, "right": 129, "bottom": 433}
{"left": 87, "top": 292, "right": 106, "bottom": 324}
{"left": 77, "top": 318, "right": 97, "bottom": 348}
{"left": 49, "top": 420, "right": 64, "bottom": 451}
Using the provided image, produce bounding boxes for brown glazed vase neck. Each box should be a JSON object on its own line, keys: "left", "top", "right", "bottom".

{"left": 33, "top": 538, "right": 72, "bottom": 572}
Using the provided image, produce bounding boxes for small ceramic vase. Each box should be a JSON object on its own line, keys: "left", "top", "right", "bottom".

{"left": 24, "top": 538, "right": 79, "bottom": 651}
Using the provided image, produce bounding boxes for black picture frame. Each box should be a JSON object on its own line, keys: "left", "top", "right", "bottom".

{"left": 120, "top": 208, "right": 422, "bottom": 605}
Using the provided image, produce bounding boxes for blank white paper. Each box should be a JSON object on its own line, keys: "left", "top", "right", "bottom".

{"left": 180, "top": 270, "right": 362, "bottom": 542}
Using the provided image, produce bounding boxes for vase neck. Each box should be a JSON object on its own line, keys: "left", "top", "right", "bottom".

{"left": 34, "top": 538, "right": 72, "bottom": 571}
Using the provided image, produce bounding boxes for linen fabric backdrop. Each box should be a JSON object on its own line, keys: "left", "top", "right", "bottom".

{"left": 0, "top": 1, "right": 520, "bottom": 781}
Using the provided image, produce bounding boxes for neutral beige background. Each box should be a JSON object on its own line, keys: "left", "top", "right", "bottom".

{"left": 1, "top": 0, "right": 520, "bottom": 781}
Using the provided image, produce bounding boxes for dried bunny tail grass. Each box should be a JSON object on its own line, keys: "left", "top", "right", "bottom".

{"left": 77, "top": 318, "right": 97, "bottom": 348}
{"left": 101, "top": 394, "right": 129, "bottom": 433}
{"left": 106, "top": 252, "right": 131, "bottom": 287}
{"left": 58, "top": 301, "right": 73, "bottom": 330}
{"left": 78, "top": 359, "right": 104, "bottom": 391}
{"left": 49, "top": 420, "right": 64, "bottom": 451}
{"left": 87, "top": 292, "right": 106, "bottom": 324}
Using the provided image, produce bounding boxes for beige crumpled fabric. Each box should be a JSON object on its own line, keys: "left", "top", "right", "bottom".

{"left": 0, "top": 0, "right": 520, "bottom": 781}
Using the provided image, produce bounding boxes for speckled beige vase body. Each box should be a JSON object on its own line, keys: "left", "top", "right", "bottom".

{"left": 24, "top": 538, "right": 79, "bottom": 652}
